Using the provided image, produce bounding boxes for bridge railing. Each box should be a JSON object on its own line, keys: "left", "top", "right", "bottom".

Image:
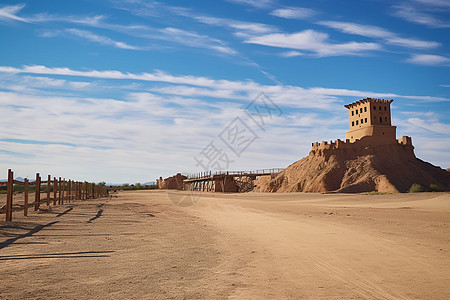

{"left": 186, "top": 168, "right": 284, "bottom": 180}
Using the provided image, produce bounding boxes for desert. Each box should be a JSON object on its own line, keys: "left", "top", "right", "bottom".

{"left": 1, "top": 190, "right": 450, "bottom": 299}
{"left": 2, "top": 1, "right": 450, "bottom": 299}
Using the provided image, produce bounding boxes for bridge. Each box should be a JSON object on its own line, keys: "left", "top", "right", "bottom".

{"left": 183, "top": 168, "right": 284, "bottom": 192}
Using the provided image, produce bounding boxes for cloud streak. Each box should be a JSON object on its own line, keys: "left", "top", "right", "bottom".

{"left": 318, "top": 21, "right": 440, "bottom": 49}
{"left": 225, "top": 0, "right": 274, "bottom": 9}
{"left": 66, "top": 28, "right": 145, "bottom": 50}
{"left": 392, "top": 3, "right": 450, "bottom": 28}
{"left": 270, "top": 7, "right": 317, "bottom": 20}
{"left": 406, "top": 54, "right": 450, "bottom": 66}
{"left": 0, "top": 3, "right": 30, "bottom": 23}
{"left": 244, "top": 29, "right": 382, "bottom": 57}
{"left": 0, "top": 65, "right": 448, "bottom": 104}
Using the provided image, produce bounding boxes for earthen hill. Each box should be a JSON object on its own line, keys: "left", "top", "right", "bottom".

{"left": 255, "top": 98, "right": 450, "bottom": 193}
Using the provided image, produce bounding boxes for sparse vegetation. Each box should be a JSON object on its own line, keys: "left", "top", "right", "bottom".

{"left": 408, "top": 183, "right": 441, "bottom": 193}
{"left": 114, "top": 183, "right": 158, "bottom": 191}
{"left": 360, "top": 191, "right": 391, "bottom": 195}
{"left": 409, "top": 183, "right": 426, "bottom": 193}
{"left": 428, "top": 184, "right": 441, "bottom": 192}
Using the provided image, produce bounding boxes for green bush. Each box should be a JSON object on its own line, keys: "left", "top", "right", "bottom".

{"left": 409, "top": 183, "right": 425, "bottom": 193}
{"left": 429, "top": 184, "right": 441, "bottom": 192}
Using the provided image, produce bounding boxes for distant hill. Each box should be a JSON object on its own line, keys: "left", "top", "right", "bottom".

{"left": 0, "top": 177, "right": 34, "bottom": 183}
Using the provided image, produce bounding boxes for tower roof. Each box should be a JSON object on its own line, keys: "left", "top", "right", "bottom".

{"left": 344, "top": 98, "right": 393, "bottom": 109}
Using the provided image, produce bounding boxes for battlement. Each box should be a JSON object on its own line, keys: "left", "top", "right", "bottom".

{"left": 311, "top": 135, "right": 413, "bottom": 152}
{"left": 344, "top": 98, "right": 393, "bottom": 109}
{"left": 397, "top": 136, "right": 412, "bottom": 145}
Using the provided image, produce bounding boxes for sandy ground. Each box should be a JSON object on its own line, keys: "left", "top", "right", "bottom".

{"left": 1, "top": 190, "right": 449, "bottom": 299}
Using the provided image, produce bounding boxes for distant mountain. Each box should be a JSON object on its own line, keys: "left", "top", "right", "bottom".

{"left": 0, "top": 177, "right": 35, "bottom": 183}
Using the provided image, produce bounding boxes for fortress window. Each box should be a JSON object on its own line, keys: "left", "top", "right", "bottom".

{"left": 373, "top": 106, "right": 376, "bottom": 110}
{"left": 364, "top": 107, "right": 367, "bottom": 112}
{"left": 384, "top": 106, "right": 387, "bottom": 111}
{"left": 352, "top": 110, "right": 354, "bottom": 116}
{"left": 356, "top": 120, "right": 359, "bottom": 125}
{"left": 385, "top": 117, "right": 387, "bottom": 122}
{"left": 352, "top": 121, "right": 354, "bottom": 126}
{"left": 360, "top": 108, "right": 363, "bottom": 113}
{"left": 380, "top": 117, "right": 382, "bottom": 123}
{"left": 361, "top": 119, "right": 363, "bottom": 124}
{"left": 365, "top": 118, "right": 367, "bottom": 123}
{"left": 379, "top": 106, "right": 382, "bottom": 110}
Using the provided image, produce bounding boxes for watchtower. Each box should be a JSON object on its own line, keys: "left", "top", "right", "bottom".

{"left": 344, "top": 98, "right": 396, "bottom": 143}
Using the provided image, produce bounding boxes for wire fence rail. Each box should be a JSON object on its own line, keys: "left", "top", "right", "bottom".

{"left": 1, "top": 169, "right": 108, "bottom": 222}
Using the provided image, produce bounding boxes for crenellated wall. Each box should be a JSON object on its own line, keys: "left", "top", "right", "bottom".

{"left": 311, "top": 135, "right": 413, "bottom": 154}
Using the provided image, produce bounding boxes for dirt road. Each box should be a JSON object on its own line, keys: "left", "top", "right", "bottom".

{"left": 1, "top": 190, "right": 449, "bottom": 299}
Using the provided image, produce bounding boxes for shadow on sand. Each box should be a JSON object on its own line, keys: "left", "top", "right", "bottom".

{"left": 0, "top": 221, "right": 59, "bottom": 250}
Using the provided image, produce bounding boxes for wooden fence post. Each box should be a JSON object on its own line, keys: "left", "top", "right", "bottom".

{"left": 62, "top": 178, "right": 65, "bottom": 205}
{"left": 24, "top": 178, "right": 29, "bottom": 216}
{"left": 6, "top": 169, "right": 13, "bottom": 222}
{"left": 68, "top": 180, "right": 71, "bottom": 203}
{"left": 34, "top": 173, "right": 41, "bottom": 211}
{"left": 85, "top": 182, "right": 88, "bottom": 200}
{"left": 53, "top": 177, "right": 57, "bottom": 205}
{"left": 58, "top": 177, "right": 62, "bottom": 205}
{"left": 47, "top": 174, "right": 51, "bottom": 206}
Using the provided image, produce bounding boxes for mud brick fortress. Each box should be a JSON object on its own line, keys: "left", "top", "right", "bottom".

{"left": 161, "top": 97, "right": 450, "bottom": 193}
{"left": 312, "top": 98, "right": 412, "bottom": 152}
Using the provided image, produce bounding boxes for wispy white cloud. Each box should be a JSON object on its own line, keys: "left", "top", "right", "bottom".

{"left": 156, "top": 27, "right": 238, "bottom": 55}
{"left": 193, "top": 15, "right": 278, "bottom": 37}
{"left": 24, "top": 7, "right": 239, "bottom": 57}
{"left": 406, "top": 54, "right": 450, "bottom": 66}
{"left": 392, "top": 3, "right": 450, "bottom": 28}
{"left": 279, "top": 51, "right": 303, "bottom": 57}
{"left": 225, "top": 0, "right": 274, "bottom": 9}
{"left": 408, "top": 118, "right": 450, "bottom": 135}
{"left": 66, "top": 28, "right": 145, "bottom": 50}
{"left": 270, "top": 7, "right": 317, "bottom": 20}
{"left": 318, "top": 21, "right": 440, "bottom": 49}
{"left": 0, "top": 73, "right": 93, "bottom": 93}
{"left": 0, "top": 3, "right": 30, "bottom": 23}
{"left": 244, "top": 29, "right": 381, "bottom": 57}
{"left": 1, "top": 65, "right": 448, "bottom": 104}
{"left": 412, "top": 0, "right": 450, "bottom": 8}
{"left": 385, "top": 36, "right": 440, "bottom": 49}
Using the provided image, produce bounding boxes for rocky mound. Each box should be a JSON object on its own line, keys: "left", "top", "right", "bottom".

{"left": 255, "top": 137, "right": 450, "bottom": 193}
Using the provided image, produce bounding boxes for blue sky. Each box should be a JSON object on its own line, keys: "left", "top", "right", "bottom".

{"left": 0, "top": 0, "right": 449, "bottom": 183}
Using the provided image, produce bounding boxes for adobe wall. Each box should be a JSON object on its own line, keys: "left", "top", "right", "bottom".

{"left": 345, "top": 125, "right": 396, "bottom": 143}
{"left": 311, "top": 135, "right": 414, "bottom": 159}
{"left": 158, "top": 173, "right": 187, "bottom": 190}
{"left": 214, "top": 177, "right": 237, "bottom": 192}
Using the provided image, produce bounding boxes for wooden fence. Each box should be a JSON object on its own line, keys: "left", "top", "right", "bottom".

{"left": 1, "top": 169, "right": 108, "bottom": 222}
